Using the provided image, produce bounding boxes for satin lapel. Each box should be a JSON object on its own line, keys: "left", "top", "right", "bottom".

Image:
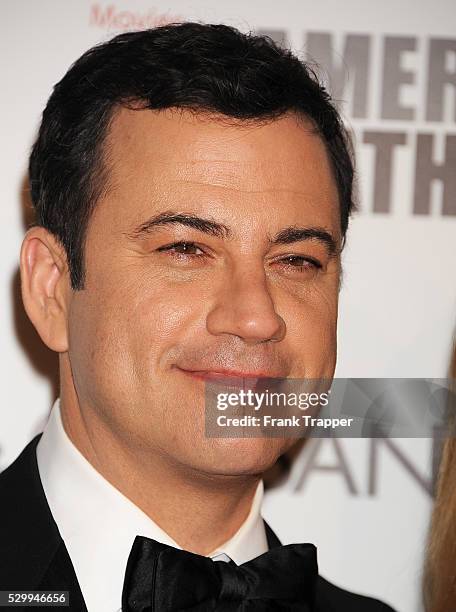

{"left": 263, "top": 519, "right": 320, "bottom": 612}
{"left": 264, "top": 519, "right": 282, "bottom": 549}
{"left": 0, "top": 434, "right": 88, "bottom": 611}
{"left": 36, "top": 541, "right": 87, "bottom": 611}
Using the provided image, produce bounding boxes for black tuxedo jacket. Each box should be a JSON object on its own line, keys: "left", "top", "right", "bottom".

{"left": 0, "top": 435, "right": 395, "bottom": 611}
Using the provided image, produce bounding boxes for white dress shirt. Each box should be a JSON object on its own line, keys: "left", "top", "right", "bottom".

{"left": 36, "top": 398, "right": 268, "bottom": 612}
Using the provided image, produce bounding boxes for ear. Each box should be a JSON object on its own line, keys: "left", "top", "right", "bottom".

{"left": 20, "top": 227, "right": 71, "bottom": 352}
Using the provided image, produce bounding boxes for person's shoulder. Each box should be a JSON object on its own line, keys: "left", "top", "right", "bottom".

{"left": 316, "top": 575, "right": 396, "bottom": 612}
{"left": 0, "top": 435, "right": 86, "bottom": 601}
{"left": 0, "top": 434, "right": 54, "bottom": 586}
{"left": 0, "top": 435, "right": 42, "bottom": 532}
{"left": 0, "top": 434, "right": 42, "bottom": 493}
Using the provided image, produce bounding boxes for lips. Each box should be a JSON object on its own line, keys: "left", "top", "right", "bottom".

{"left": 175, "top": 367, "right": 287, "bottom": 389}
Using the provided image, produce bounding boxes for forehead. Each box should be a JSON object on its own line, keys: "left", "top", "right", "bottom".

{"left": 100, "top": 107, "right": 340, "bottom": 232}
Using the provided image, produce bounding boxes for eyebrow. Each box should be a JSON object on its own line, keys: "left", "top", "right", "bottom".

{"left": 126, "top": 210, "right": 338, "bottom": 255}
{"left": 126, "top": 211, "right": 231, "bottom": 240}
{"left": 270, "top": 226, "right": 338, "bottom": 256}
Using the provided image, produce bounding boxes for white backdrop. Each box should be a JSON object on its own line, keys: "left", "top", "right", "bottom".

{"left": 2, "top": 2, "right": 455, "bottom": 611}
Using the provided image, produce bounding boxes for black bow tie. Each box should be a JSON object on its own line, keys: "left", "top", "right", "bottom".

{"left": 122, "top": 536, "right": 318, "bottom": 611}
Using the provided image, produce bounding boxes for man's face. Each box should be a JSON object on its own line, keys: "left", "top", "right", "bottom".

{"left": 66, "top": 109, "right": 341, "bottom": 476}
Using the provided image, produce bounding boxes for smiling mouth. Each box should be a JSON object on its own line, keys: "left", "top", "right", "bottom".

{"left": 175, "top": 367, "right": 286, "bottom": 389}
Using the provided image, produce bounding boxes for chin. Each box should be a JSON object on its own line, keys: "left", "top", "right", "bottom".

{"left": 200, "top": 437, "right": 292, "bottom": 477}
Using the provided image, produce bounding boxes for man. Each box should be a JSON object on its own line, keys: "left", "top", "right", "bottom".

{"left": 1, "top": 23, "right": 394, "bottom": 611}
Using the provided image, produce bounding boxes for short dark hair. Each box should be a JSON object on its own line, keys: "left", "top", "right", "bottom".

{"left": 29, "top": 22, "right": 355, "bottom": 290}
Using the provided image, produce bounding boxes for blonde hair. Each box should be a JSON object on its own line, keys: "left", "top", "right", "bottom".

{"left": 424, "top": 344, "right": 456, "bottom": 612}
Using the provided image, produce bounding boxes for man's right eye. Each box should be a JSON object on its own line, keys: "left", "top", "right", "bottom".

{"left": 156, "top": 241, "right": 206, "bottom": 257}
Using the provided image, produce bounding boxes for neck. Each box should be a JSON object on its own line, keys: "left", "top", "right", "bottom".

{"left": 59, "top": 387, "right": 261, "bottom": 555}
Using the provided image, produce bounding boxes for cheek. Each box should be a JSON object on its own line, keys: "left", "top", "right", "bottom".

{"left": 130, "top": 283, "right": 205, "bottom": 374}
{"left": 67, "top": 288, "right": 138, "bottom": 408}
{"left": 69, "top": 261, "right": 212, "bottom": 391}
{"left": 282, "top": 281, "right": 338, "bottom": 376}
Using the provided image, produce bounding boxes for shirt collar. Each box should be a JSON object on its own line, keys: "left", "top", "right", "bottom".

{"left": 36, "top": 398, "right": 268, "bottom": 612}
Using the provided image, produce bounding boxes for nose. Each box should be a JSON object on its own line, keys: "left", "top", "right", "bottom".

{"left": 206, "top": 265, "right": 286, "bottom": 345}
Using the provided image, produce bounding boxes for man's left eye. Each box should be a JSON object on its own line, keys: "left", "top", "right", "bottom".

{"left": 276, "top": 255, "right": 322, "bottom": 271}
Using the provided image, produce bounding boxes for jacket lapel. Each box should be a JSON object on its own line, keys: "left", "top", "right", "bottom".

{"left": 264, "top": 519, "right": 282, "bottom": 549}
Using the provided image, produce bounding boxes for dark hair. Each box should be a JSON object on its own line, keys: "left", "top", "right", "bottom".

{"left": 29, "top": 22, "right": 355, "bottom": 290}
